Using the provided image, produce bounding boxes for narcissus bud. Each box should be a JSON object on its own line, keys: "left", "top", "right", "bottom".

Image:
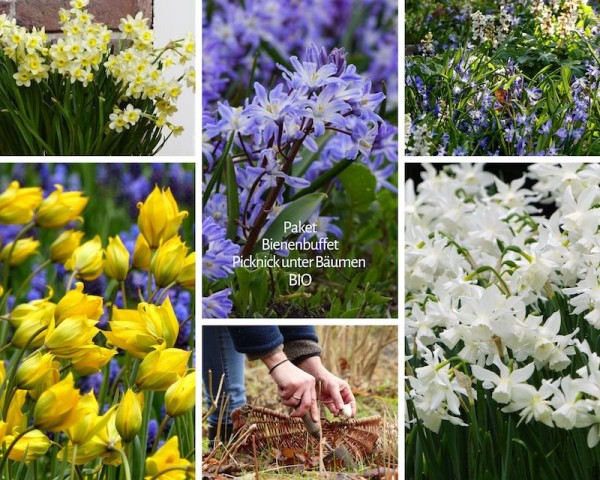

{"left": 105, "top": 234, "right": 130, "bottom": 281}
{"left": 50, "top": 229, "right": 84, "bottom": 264}
{"left": 115, "top": 389, "right": 144, "bottom": 442}
{"left": 165, "top": 370, "right": 195, "bottom": 417}
{"left": 36, "top": 184, "right": 88, "bottom": 229}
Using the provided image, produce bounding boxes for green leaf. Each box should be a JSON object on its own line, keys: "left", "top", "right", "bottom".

{"left": 337, "top": 163, "right": 376, "bottom": 212}
{"left": 257, "top": 192, "right": 326, "bottom": 252}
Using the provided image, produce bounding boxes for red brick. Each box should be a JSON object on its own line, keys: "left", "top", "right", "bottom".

{"left": 16, "top": 0, "right": 152, "bottom": 32}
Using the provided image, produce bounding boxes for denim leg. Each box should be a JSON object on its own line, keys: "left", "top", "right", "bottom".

{"left": 202, "top": 326, "right": 247, "bottom": 426}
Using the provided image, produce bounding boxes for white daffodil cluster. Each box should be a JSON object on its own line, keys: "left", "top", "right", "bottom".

{"left": 0, "top": 0, "right": 195, "bottom": 134}
{"left": 406, "top": 163, "right": 600, "bottom": 447}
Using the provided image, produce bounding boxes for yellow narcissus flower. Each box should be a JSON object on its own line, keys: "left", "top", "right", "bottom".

{"left": 34, "top": 373, "right": 81, "bottom": 431}
{"left": 136, "top": 348, "right": 190, "bottom": 391}
{"left": 55, "top": 281, "right": 103, "bottom": 324}
{"left": 0, "top": 181, "right": 43, "bottom": 224}
{"left": 177, "top": 251, "right": 195, "bottom": 290}
{"left": 64, "top": 235, "right": 104, "bottom": 280}
{"left": 145, "top": 436, "right": 193, "bottom": 479}
{"left": 137, "top": 185, "right": 188, "bottom": 248}
{"left": 105, "top": 234, "right": 130, "bottom": 281}
{"left": 115, "top": 389, "right": 144, "bottom": 442}
{"left": 15, "top": 351, "right": 59, "bottom": 391}
{"left": 151, "top": 236, "right": 187, "bottom": 287}
{"left": 71, "top": 345, "right": 116, "bottom": 375}
{"left": 104, "top": 296, "right": 179, "bottom": 359}
{"left": 9, "top": 295, "right": 55, "bottom": 348}
{"left": 132, "top": 233, "right": 151, "bottom": 269}
{"left": 4, "top": 429, "right": 51, "bottom": 462}
{"left": 44, "top": 316, "right": 99, "bottom": 358}
{"left": 0, "top": 237, "right": 40, "bottom": 265}
{"left": 35, "top": 184, "right": 88, "bottom": 229}
{"left": 50, "top": 229, "right": 85, "bottom": 264}
{"left": 165, "top": 370, "right": 195, "bottom": 417}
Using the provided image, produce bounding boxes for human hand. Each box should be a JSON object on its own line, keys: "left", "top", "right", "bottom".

{"left": 262, "top": 353, "right": 319, "bottom": 421}
{"left": 296, "top": 356, "right": 355, "bottom": 417}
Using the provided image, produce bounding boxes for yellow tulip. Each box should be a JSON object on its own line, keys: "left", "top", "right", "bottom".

{"left": 44, "top": 316, "right": 99, "bottom": 358}
{"left": 63, "top": 410, "right": 122, "bottom": 466}
{"left": 36, "top": 184, "right": 88, "bottom": 229}
{"left": 151, "top": 236, "right": 187, "bottom": 287}
{"left": 4, "top": 429, "right": 51, "bottom": 462}
{"left": 50, "top": 229, "right": 85, "bottom": 264}
{"left": 0, "top": 181, "right": 43, "bottom": 224}
{"left": 0, "top": 358, "right": 5, "bottom": 385}
{"left": 55, "top": 281, "right": 103, "bottom": 324}
{"left": 115, "top": 389, "right": 144, "bottom": 442}
{"left": 33, "top": 373, "right": 81, "bottom": 431}
{"left": 0, "top": 238, "right": 40, "bottom": 265}
{"left": 64, "top": 235, "right": 104, "bottom": 281}
{"left": 137, "top": 185, "right": 188, "bottom": 248}
{"left": 71, "top": 345, "right": 117, "bottom": 375}
{"left": 177, "top": 251, "right": 195, "bottom": 290}
{"left": 65, "top": 393, "right": 116, "bottom": 446}
{"left": 5, "top": 390, "right": 27, "bottom": 433}
{"left": 145, "top": 436, "right": 193, "bottom": 479}
{"left": 132, "top": 233, "right": 151, "bottom": 270}
{"left": 136, "top": 348, "right": 190, "bottom": 391}
{"left": 9, "top": 296, "right": 55, "bottom": 348}
{"left": 165, "top": 370, "right": 195, "bottom": 417}
{"left": 15, "top": 351, "right": 59, "bottom": 391}
{"left": 105, "top": 234, "right": 130, "bottom": 281}
{"left": 104, "top": 296, "right": 179, "bottom": 359}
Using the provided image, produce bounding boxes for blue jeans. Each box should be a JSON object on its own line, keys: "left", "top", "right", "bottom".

{"left": 202, "top": 326, "right": 247, "bottom": 426}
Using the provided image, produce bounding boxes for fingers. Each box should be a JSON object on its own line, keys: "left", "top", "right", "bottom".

{"left": 290, "top": 390, "right": 313, "bottom": 418}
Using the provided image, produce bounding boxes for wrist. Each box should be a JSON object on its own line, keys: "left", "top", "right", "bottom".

{"left": 262, "top": 351, "right": 288, "bottom": 371}
{"left": 296, "top": 355, "right": 325, "bottom": 376}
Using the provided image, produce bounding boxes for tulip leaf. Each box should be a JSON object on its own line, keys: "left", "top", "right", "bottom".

{"left": 256, "top": 192, "right": 326, "bottom": 253}
{"left": 337, "top": 163, "right": 376, "bottom": 212}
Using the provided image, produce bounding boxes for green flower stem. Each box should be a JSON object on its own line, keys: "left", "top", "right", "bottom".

{"left": 14, "top": 259, "right": 51, "bottom": 302}
{"left": 70, "top": 444, "right": 78, "bottom": 480}
{"left": 1, "top": 221, "right": 35, "bottom": 291}
{"left": 155, "top": 282, "right": 177, "bottom": 304}
{"left": 464, "top": 266, "right": 511, "bottom": 296}
{"left": 138, "top": 390, "right": 154, "bottom": 475}
{"left": 111, "top": 447, "right": 131, "bottom": 480}
{"left": 65, "top": 269, "right": 79, "bottom": 291}
{"left": 0, "top": 425, "right": 34, "bottom": 474}
{"left": 151, "top": 415, "right": 170, "bottom": 454}
{"left": 120, "top": 281, "right": 128, "bottom": 309}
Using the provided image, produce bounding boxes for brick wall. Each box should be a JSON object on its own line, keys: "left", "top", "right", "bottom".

{"left": 1, "top": 0, "right": 153, "bottom": 31}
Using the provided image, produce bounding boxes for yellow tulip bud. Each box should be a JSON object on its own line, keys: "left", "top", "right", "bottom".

{"left": 9, "top": 296, "right": 55, "bottom": 348}
{"left": 71, "top": 345, "right": 116, "bottom": 375}
{"left": 50, "top": 229, "right": 85, "bottom": 264}
{"left": 145, "top": 436, "right": 192, "bottom": 478}
{"left": 105, "top": 234, "right": 130, "bottom": 281}
{"left": 0, "top": 181, "right": 43, "bottom": 224}
{"left": 55, "top": 282, "right": 103, "bottom": 324}
{"left": 0, "top": 237, "right": 40, "bottom": 266}
{"left": 132, "top": 233, "right": 151, "bottom": 270}
{"left": 165, "top": 370, "right": 195, "bottom": 417}
{"left": 63, "top": 410, "right": 122, "bottom": 465}
{"left": 151, "top": 236, "right": 187, "bottom": 287}
{"left": 136, "top": 348, "right": 190, "bottom": 390}
{"left": 137, "top": 185, "right": 188, "bottom": 248}
{"left": 5, "top": 390, "right": 27, "bottom": 433}
{"left": 16, "top": 351, "right": 59, "bottom": 390}
{"left": 5, "top": 430, "right": 51, "bottom": 461}
{"left": 34, "top": 373, "right": 81, "bottom": 431}
{"left": 115, "top": 389, "right": 144, "bottom": 442}
{"left": 65, "top": 392, "right": 104, "bottom": 445}
{"left": 64, "top": 235, "right": 104, "bottom": 281}
{"left": 177, "top": 251, "right": 195, "bottom": 290}
{"left": 45, "top": 316, "right": 99, "bottom": 358}
{"left": 0, "top": 360, "right": 5, "bottom": 385}
{"left": 104, "top": 296, "right": 179, "bottom": 359}
{"left": 36, "top": 184, "right": 88, "bottom": 229}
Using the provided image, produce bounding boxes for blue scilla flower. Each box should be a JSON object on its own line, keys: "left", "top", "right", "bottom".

{"left": 203, "top": 289, "right": 233, "bottom": 319}
{"left": 146, "top": 419, "right": 159, "bottom": 452}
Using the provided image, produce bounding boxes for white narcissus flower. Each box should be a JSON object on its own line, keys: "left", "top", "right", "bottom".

{"left": 471, "top": 357, "right": 535, "bottom": 404}
{"left": 501, "top": 382, "right": 554, "bottom": 427}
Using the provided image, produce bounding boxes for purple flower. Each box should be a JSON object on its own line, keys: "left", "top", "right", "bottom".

{"left": 203, "top": 289, "right": 233, "bottom": 319}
